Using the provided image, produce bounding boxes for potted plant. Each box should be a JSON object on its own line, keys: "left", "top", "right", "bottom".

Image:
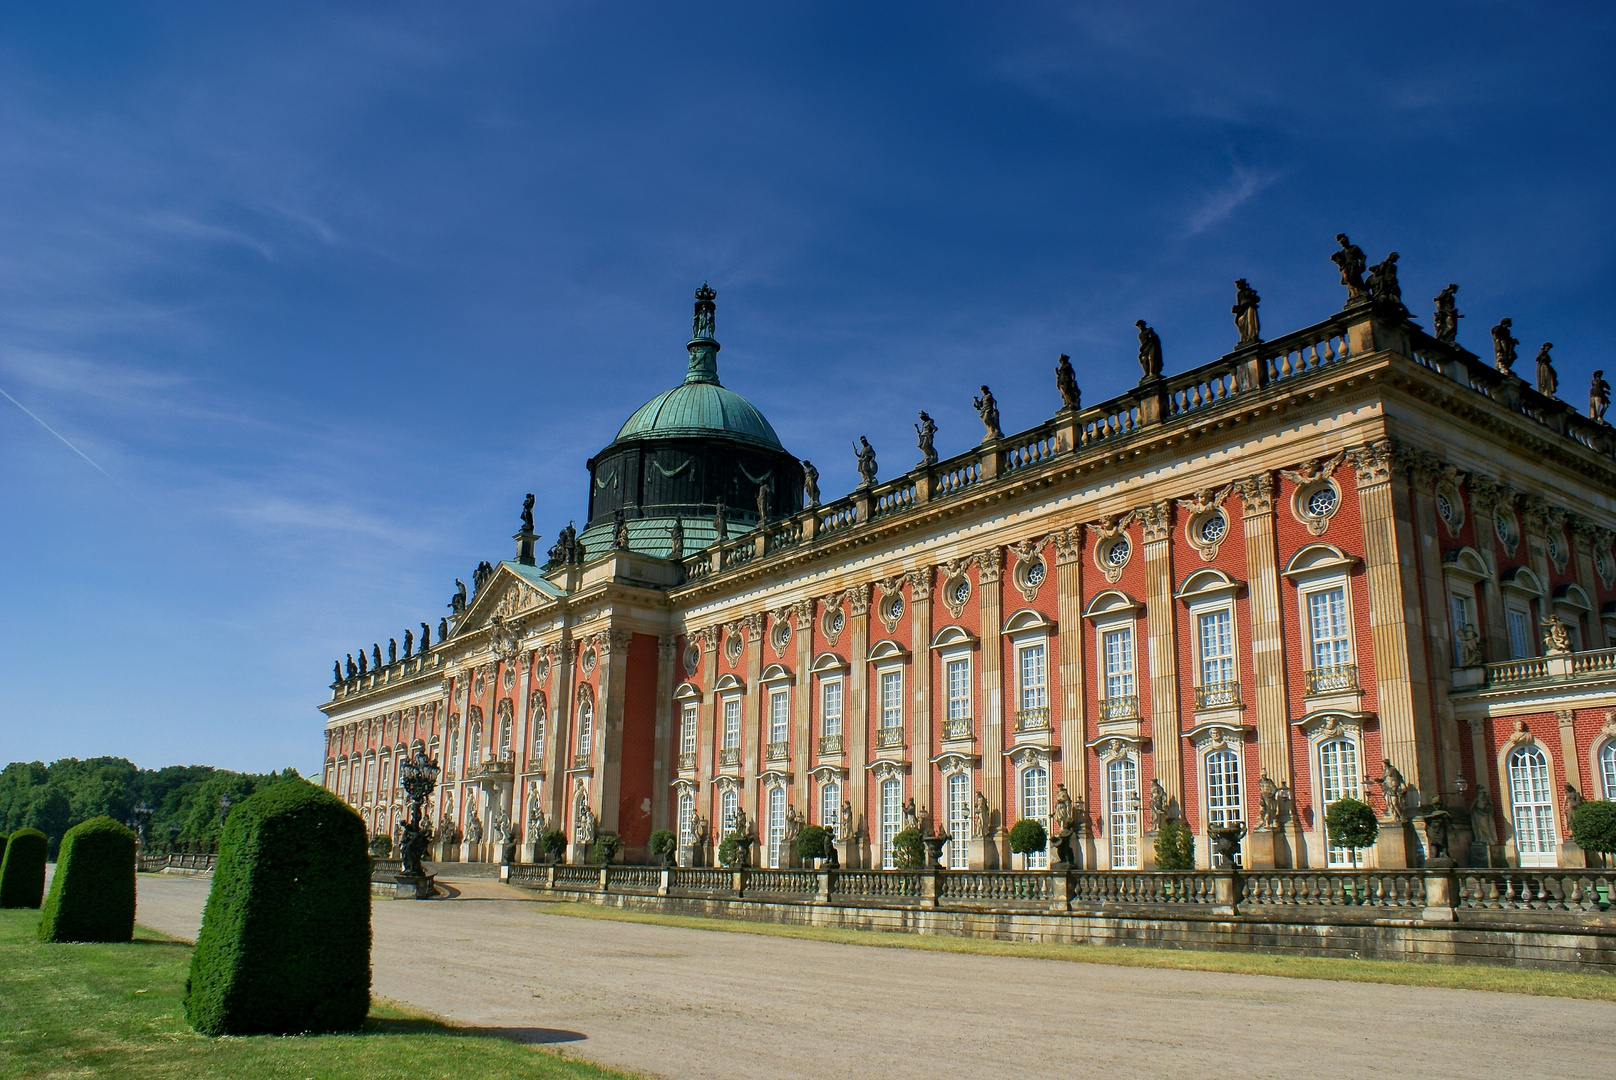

{"left": 538, "top": 827, "right": 567, "bottom": 864}
{"left": 591, "top": 832, "right": 621, "bottom": 865}
{"left": 795, "top": 824, "right": 830, "bottom": 867}
{"left": 1325, "top": 797, "right": 1379, "bottom": 869}
{"left": 889, "top": 827, "right": 924, "bottom": 870}
{"left": 648, "top": 829, "right": 678, "bottom": 868}
{"left": 1570, "top": 799, "right": 1616, "bottom": 869}
{"left": 718, "top": 831, "right": 743, "bottom": 868}
{"left": 1008, "top": 818, "right": 1048, "bottom": 869}
{"left": 1154, "top": 819, "right": 1194, "bottom": 871}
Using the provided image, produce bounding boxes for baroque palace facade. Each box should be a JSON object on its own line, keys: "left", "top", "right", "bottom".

{"left": 321, "top": 248, "right": 1616, "bottom": 873}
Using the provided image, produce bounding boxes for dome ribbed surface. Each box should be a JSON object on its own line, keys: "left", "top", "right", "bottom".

{"left": 613, "top": 382, "right": 784, "bottom": 451}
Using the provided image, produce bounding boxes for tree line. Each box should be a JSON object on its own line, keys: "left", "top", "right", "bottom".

{"left": 0, "top": 757, "right": 302, "bottom": 855}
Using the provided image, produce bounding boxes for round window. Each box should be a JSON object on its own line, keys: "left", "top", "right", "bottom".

{"left": 1548, "top": 536, "right": 1562, "bottom": 563}
{"left": 581, "top": 647, "right": 597, "bottom": 674}
{"left": 1598, "top": 549, "right": 1613, "bottom": 582}
{"left": 1436, "top": 490, "right": 1453, "bottom": 523}
{"left": 1495, "top": 511, "right": 1516, "bottom": 546}
{"left": 827, "top": 609, "right": 846, "bottom": 635}
{"left": 770, "top": 621, "right": 790, "bottom": 653}
{"left": 1104, "top": 538, "right": 1131, "bottom": 568}
{"left": 1024, "top": 561, "right": 1046, "bottom": 588}
{"left": 951, "top": 578, "right": 971, "bottom": 606}
{"left": 724, "top": 635, "right": 742, "bottom": 663}
{"left": 1197, "top": 513, "right": 1227, "bottom": 545}
{"left": 1306, "top": 486, "right": 1338, "bottom": 518}
{"left": 683, "top": 644, "right": 700, "bottom": 675}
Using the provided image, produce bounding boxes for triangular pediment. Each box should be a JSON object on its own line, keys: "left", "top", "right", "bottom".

{"left": 449, "top": 561, "right": 565, "bottom": 642}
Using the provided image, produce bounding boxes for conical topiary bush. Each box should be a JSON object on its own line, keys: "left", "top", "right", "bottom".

{"left": 0, "top": 828, "right": 47, "bottom": 909}
{"left": 39, "top": 816, "right": 137, "bottom": 943}
{"left": 184, "top": 781, "right": 371, "bottom": 1035}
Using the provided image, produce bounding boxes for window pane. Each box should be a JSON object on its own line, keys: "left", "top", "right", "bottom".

{"left": 880, "top": 670, "right": 904, "bottom": 729}
{"left": 1198, "top": 609, "right": 1234, "bottom": 686}
{"left": 1319, "top": 738, "right": 1361, "bottom": 867}
{"left": 1106, "top": 757, "right": 1139, "bottom": 869}
{"left": 680, "top": 704, "right": 697, "bottom": 754}
{"left": 769, "top": 691, "right": 790, "bottom": 742}
{"left": 1602, "top": 742, "right": 1616, "bottom": 801}
{"left": 821, "top": 782, "right": 840, "bottom": 839}
{"left": 1507, "top": 609, "right": 1532, "bottom": 659}
{"left": 1019, "top": 644, "right": 1047, "bottom": 710}
{"left": 1205, "top": 749, "right": 1242, "bottom": 868}
{"left": 1103, "top": 629, "right": 1135, "bottom": 700}
{"left": 720, "top": 790, "right": 738, "bottom": 836}
{"left": 1021, "top": 766, "right": 1049, "bottom": 869}
{"left": 946, "top": 773, "right": 971, "bottom": 869}
{"left": 822, "top": 680, "right": 843, "bottom": 737}
{"left": 1509, "top": 746, "right": 1558, "bottom": 862}
{"left": 946, "top": 659, "right": 971, "bottom": 720}
{"left": 766, "top": 787, "right": 786, "bottom": 868}
{"left": 1308, "top": 587, "right": 1350, "bottom": 668}
{"left": 880, "top": 779, "right": 902, "bottom": 868}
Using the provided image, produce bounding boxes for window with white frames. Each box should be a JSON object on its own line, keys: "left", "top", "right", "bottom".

{"left": 1307, "top": 586, "right": 1352, "bottom": 669}
{"left": 1198, "top": 609, "right": 1235, "bottom": 687}
{"left": 1507, "top": 608, "right": 1533, "bottom": 659}
{"left": 769, "top": 689, "right": 790, "bottom": 744}
{"left": 469, "top": 723, "right": 483, "bottom": 767}
{"left": 1449, "top": 594, "right": 1474, "bottom": 658}
{"left": 946, "top": 773, "right": 971, "bottom": 869}
{"left": 677, "top": 792, "right": 694, "bottom": 866}
{"left": 821, "top": 781, "right": 841, "bottom": 839}
{"left": 1103, "top": 627, "right": 1135, "bottom": 701}
{"left": 1318, "top": 737, "right": 1361, "bottom": 867}
{"left": 1107, "top": 757, "right": 1140, "bottom": 869}
{"left": 721, "top": 697, "right": 741, "bottom": 750}
{"left": 499, "top": 717, "right": 512, "bottom": 758}
{"left": 821, "top": 679, "right": 843, "bottom": 738}
{"left": 1205, "top": 748, "right": 1243, "bottom": 868}
{"left": 1508, "top": 745, "right": 1558, "bottom": 865}
{"left": 680, "top": 703, "right": 698, "bottom": 755}
{"left": 337, "top": 763, "right": 348, "bottom": 800}
{"left": 945, "top": 657, "right": 971, "bottom": 722}
{"left": 766, "top": 786, "right": 786, "bottom": 868}
{"left": 720, "top": 788, "right": 739, "bottom": 837}
{"left": 574, "top": 697, "right": 592, "bottom": 758}
{"left": 362, "top": 757, "right": 373, "bottom": 800}
{"left": 379, "top": 756, "right": 392, "bottom": 798}
{"left": 1601, "top": 741, "right": 1616, "bottom": 800}
{"left": 1021, "top": 765, "right": 1049, "bottom": 869}
{"left": 880, "top": 778, "right": 902, "bottom": 868}
{"left": 879, "top": 669, "right": 904, "bottom": 731}
{"left": 1018, "top": 642, "right": 1047, "bottom": 711}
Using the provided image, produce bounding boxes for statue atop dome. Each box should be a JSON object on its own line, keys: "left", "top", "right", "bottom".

{"left": 693, "top": 282, "right": 717, "bottom": 341}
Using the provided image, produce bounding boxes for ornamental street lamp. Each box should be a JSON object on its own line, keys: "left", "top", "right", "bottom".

{"left": 396, "top": 749, "right": 441, "bottom": 879}
{"left": 130, "top": 803, "right": 153, "bottom": 851}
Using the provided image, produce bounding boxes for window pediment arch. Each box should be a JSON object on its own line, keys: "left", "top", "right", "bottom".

{"left": 1553, "top": 583, "right": 1593, "bottom": 612}
{"left": 760, "top": 663, "right": 795, "bottom": 685}
{"left": 1083, "top": 589, "right": 1143, "bottom": 621}
{"left": 1175, "top": 568, "right": 1245, "bottom": 604}
{"left": 810, "top": 652, "right": 849, "bottom": 674}
{"left": 714, "top": 672, "right": 746, "bottom": 692}
{"left": 1441, "top": 546, "right": 1490, "bottom": 584}
{"left": 1002, "top": 608, "right": 1056, "bottom": 635}
{"left": 674, "top": 681, "right": 703, "bottom": 701}
{"left": 930, "top": 625, "right": 978, "bottom": 649}
{"left": 1282, "top": 542, "right": 1360, "bottom": 580}
{"left": 866, "top": 639, "right": 910, "bottom": 662}
{"left": 1500, "top": 566, "right": 1546, "bottom": 601}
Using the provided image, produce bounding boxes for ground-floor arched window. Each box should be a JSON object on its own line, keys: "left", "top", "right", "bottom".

{"left": 1106, "top": 757, "right": 1139, "bottom": 869}
{"left": 720, "top": 788, "right": 739, "bottom": 838}
{"left": 1319, "top": 737, "right": 1361, "bottom": 867}
{"left": 766, "top": 786, "right": 786, "bottom": 868}
{"left": 820, "top": 780, "right": 841, "bottom": 840}
{"left": 1600, "top": 740, "right": 1616, "bottom": 800}
{"left": 677, "top": 791, "right": 694, "bottom": 866}
{"left": 879, "top": 778, "right": 902, "bottom": 868}
{"left": 1509, "top": 745, "right": 1557, "bottom": 865}
{"left": 1021, "top": 765, "right": 1049, "bottom": 869}
{"left": 1205, "top": 747, "right": 1243, "bottom": 868}
{"left": 946, "top": 772, "right": 971, "bottom": 869}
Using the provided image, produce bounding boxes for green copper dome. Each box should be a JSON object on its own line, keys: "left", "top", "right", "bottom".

{"left": 614, "top": 381, "right": 784, "bottom": 451}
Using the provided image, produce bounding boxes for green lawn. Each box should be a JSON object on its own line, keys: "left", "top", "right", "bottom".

{"left": 527, "top": 897, "right": 1616, "bottom": 1001}
{"left": 0, "top": 909, "right": 640, "bottom": 1080}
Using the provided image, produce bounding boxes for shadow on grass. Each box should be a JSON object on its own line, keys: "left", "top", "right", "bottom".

{"left": 364, "top": 1014, "right": 585, "bottom": 1044}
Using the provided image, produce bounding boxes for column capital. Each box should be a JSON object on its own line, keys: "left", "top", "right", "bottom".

{"left": 1346, "top": 437, "right": 1402, "bottom": 487}
{"left": 973, "top": 546, "right": 1004, "bottom": 584}
{"left": 1138, "top": 499, "right": 1173, "bottom": 544}
{"left": 1235, "top": 471, "right": 1276, "bottom": 516}
{"left": 1049, "top": 525, "right": 1084, "bottom": 565}
{"left": 904, "top": 566, "right": 934, "bottom": 600}
{"left": 848, "top": 582, "right": 872, "bottom": 616}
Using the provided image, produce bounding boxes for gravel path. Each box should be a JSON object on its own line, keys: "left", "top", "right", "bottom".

{"left": 134, "top": 873, "right": 1616, "bottom": 1080}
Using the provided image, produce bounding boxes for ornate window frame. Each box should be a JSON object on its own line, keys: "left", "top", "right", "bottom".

{"left": 1591, "top": 712, "right": 1616, "bottom": 801}
{"left": 1176, "top": 569, "right": 1245, "bottom": 722}
{"left": 1552, "top": 584, "right": 1592, "bottom": 650}
{"left": 1500, "top": 566, "right": 1545, "bottom": 659}
{"left": 939, "top": 561, "right": 973, "bottom": 619}
{"left": 1084, "top": 591, "right": 1143, "bottom": 723}
{"left": 1283, "top": 543, "right": 1362, "bottom": 710}
{"left": 1292, "top": 710, "right": 1368, "bottom": 867}
{"left": 1009, "top": 539, "right": 1049, "bottom": 602}
{"left": 934, "top": 626, "right": 977, "bottom": 744}
{"left": 869, "top": 641, "right": 908, "bottom": 754}
{"left": 1496, "top": 721, "right": 1561, "bottom": 868}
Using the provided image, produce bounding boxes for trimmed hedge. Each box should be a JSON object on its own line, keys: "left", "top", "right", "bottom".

{"left": 1154, "top": 819, "right": 1195, "bottom": 871}
{"left": 39, "top": 816, "right": 136, "bottom": 942}
{"left": 890, "top": 827, "right": 924, "bottom": 869}
{"left": 795, "top": 824, "right": 830, "bottom": 862}
{"left": 0, "top": 828, "right": 47, "bottom": 909}
{"left": 647, "top": 829, "right": 677, "bottom": 865}
{"left": 184, "top": 781, "right": 370, "bottom": 1036}
{"left": 1008, "top": 818, "right": 1047, "bottom": 856}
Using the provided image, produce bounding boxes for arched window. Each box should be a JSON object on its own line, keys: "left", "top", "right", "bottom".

{"left": 362, "top": 756, "right": 374, "bottom": 802}
{"left": 1106, "top": 757, "right": 1139, "bottom": 869}
{"left": 766, "top": 786, "right": 786, "bottom": 868}
{"left": 946, "top": 773, "right": 971, "bottom": 869}
{"left": 499, "top": 716, "right": 512, "bottom": 759}
{"left": 1021, "top": 765, "right": 1049, "bottom": 869}
{"left": 532, "top": 693, "right": 548, "bottom": 757}
{"left": 820, "top": 780, "right": 841, "bottom": 840}
{"left": 469, "top": 722, "right": 483, "bottom": 767}
{"left": 1600, "top": 741, "right": 1616, "bottom": 801}
{"left": 879, "top": 778, "right": 903, "bottom": 869}
{"left": 1205, "top": 748, "right": 1243, "bottom": 868}
{"left": 577, "top": 691, "right": 595, "bottom": 760}
{"left": 379, "top": 755, "right": 393, "bottom": 799}
{"left": 720, "top": 788, "right": 739, "bottom": 837}
{"left": 677, "top": 792, "right": 695, "bottom": 866}
{"left": 337, "top": 762, "right": 349, "bottom": 802}
{"left": 1508, "top": 745, "right": 1558, "bottom": 865}
{"left": 1318, "top": 737, "right": 1361, "bottom": 867}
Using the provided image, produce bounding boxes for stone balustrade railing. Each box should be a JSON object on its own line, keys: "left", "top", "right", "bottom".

{"left": 137, "top": 851, "right": 219, "bottom": 874}
{"left": 1469, "top": 645, "right": 1616, "bottom": 691}
{"left": 505, "top": 863, "right": 1616, "bottom": 924}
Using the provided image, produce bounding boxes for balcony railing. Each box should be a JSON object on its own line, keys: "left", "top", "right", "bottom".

{"left": 1014, "top": 706, "right": 1050, "bottom": 733}
{"left": 571, "top": 752, "right": 592, "bottom": 770}
{"left": 1305, "top": 663, "right": 1359, "bottom": 696}
{"left": 472, "top": 758, "right": 514, "bottom": 779}
{"left": 766, "top": 740, "right": 790, "bottom": 761}
{"left": 818, "top": 734, "right": 844, "bottom": 755}
{"left": 677, "top": 751, "right": 697, "bottom": 772}
{"left": 875, "top": 728, "right": 905, "bottom": 750}
{"left": 942, "top": 716, "right": 973, "bottom": 741}
{"left": 1195, "top": 681, "right": 1241, "bottom": 710}
{"left": 1099, "top": 695, "right": 1139, "bottom": 721}
{"left": 719, "top": 746, "right": 741, "bottom": 767}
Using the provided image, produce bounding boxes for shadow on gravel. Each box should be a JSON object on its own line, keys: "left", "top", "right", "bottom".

{"left": 366, "top": 1014, "right": 586, "bottom": 1044}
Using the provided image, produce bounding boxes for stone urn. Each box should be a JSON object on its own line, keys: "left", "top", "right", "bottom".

{"left": 922, "top": 833, "right": 951, "bottom": 869}
{"left": 1207, "top": 823, "right": 1247, "bottom": 868}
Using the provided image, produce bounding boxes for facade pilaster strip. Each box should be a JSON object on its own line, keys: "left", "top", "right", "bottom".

{"left": 1351, "top": 438, "right": 1440, "bottom": 798}
{"left": 699, "top": 626, "right": 719, "bottom": 830}
{"left": 652, "top": 635, "right": 677, "bottom": 833}
{"left": 744, "top": 615, "right": 765, "bottom": 824}
{"left": 1408, "top": 454, "right": 1464, "bottom": 797}
{"left": 909, "top": 568, "right": 934, "bottom": 821}
{"left": 1238, "top": 473, "right": 1291, "bottom": 789}
{"left": 792, "top": 601, "right": 815, "bottom": 818}
{"left": 1053, "top": 527, "right": 1087, "bottom": 848}
{"left": 976, "top": 547, "right": 1005, "bottom": 862}
{"left": 847, "top": 585, "right": 872, "bottom": 853}
{"left": 597, "top": 630, "right": 633, "bottom": 835}
{"left": 1141, "top": 500, "right": 1183, "bottom": 811}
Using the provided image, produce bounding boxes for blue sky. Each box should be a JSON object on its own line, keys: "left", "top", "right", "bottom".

{"left": 1, "top": 3, "right": 1612, "bottom": 775}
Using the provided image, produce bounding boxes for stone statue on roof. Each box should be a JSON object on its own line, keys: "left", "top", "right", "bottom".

{"left": 915, "top": 411, "right": 938, "bottom": 466}
{"left": 1233, "top": 279, "right": 1261, "bottom": 344}
{"left": 1492, "top": 318, "right": 1518, "bottom": 373}
{"left": 1332, "top": 233, "right": 1368, "bottom": 302}
{"left": 1535, "top": 343, "right": 1557, "bottom": 397}
{"left": 1433, "top": 284, "right": 1462, "bottom": 344}
{"left": 973, "top": 386, "right": 1002, "bottom": 441}
{"left": 1592, "top": 370, "right": 1611, "bottom": 424}
{"left": 1056, "top": 353, "right": 1081, "bottom": 411}
{"left": 801, "top": 460, "right": 820, "bottom": 506}
{"left": 669, "top": 518, "right": 685, "bottom": 561}
{"left": 756, "top": 481, "right": 771, "bottom": 526}
{"left": 1366, "top": 251, "right": 1407, "bottom": 318}
{"left": 854, "top": 437, "right": 878, "bottom": 488}
{"left": 1136, "top": 321, "right": 1164, "bottom": 383}
{"left": 714, "top": 499, "right": 728, "bottom": 541}
{"left": 520, "top": 493, "right": 535, "bottom": 534}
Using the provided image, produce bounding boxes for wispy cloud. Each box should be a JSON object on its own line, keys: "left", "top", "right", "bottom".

{"left": 1185, "top": 166, "right": 1282, "bottom": 236}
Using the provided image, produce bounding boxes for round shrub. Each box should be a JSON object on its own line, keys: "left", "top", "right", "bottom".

{"left": 648, "top": 829, "right": 677, "bottom": 865}
{"left": 718, "top": 832, "right": 742, "bottom": 868}
{"left": 39, "top": 816, "right": 136, "bottom": 943}
{"left": 1325, "top": 797, "right": 1379, "bottom": 865}
{"left": 184, "top": 780, "right": 370, "bottom": 1036}
{"left": 1008, "top": 818, "right": 1048, "bottom": 857}
{"left": 1571, "top": 799, "right": 1616, "bottom": 860}
{"left": 796, "top": 824, "right": 830, "bottom": 862}
{"left": 538, "top": 828, "right": 567, "bottom": 862}
{"left": 1154, "top": 819, "right": 1195, "bottom": 871}
{"left": 368, "top": 834, "right": 393, "bottom": 858}
{"left": 890, "top": 827, "right": 924, "bottom": 870}
{"left": 0, "top": 828, "right": 48, "bottom": 909}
